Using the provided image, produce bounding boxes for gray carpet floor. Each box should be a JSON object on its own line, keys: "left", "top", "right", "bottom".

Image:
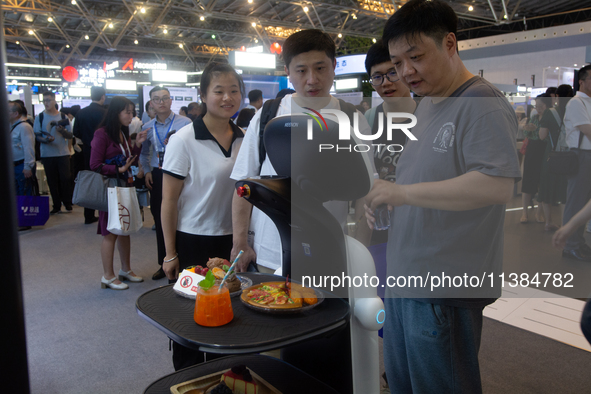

{"left": 18, "top": 205, "right": 591, "bottom": 393}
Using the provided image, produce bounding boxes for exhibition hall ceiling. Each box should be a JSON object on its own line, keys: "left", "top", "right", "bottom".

{"left": 3, "top": 0, "right": 591, "bottom": 70}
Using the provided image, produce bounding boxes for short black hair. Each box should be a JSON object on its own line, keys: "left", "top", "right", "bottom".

{"left": 149, "top": 86, "right": 170, "bottom": 98}
{"left": 579, "top": 65, "right": 591, "bottom": 82}
{"left": 545, "top": 87, "right": 557, "bottom": 95}
{"left": 180, "top": 106, "right": 188, "bottom": 115}
{"left": 9, "top": 100, "right": 26, "bottom": 116}
{"left": 283, "top": 29, "right": 336, "bottom": 69}
{"left": 43, "top": 91, "right": 56, "bottom": 99}
{"left": 382, "top": 0, "right": 458, "bottom": 50}
{"left": 556, "top": 84, "right": 574, "bottom": 98}
{"left": 536, "top": 93, "right": 553, "bottom": 109}
{"left": 248, "top": 89, "right": 263, "bottom": 103}
{"left": 199, "top": 62, "right": 244, "bottom": 116}
{"left": 365, "top": 39, "right": 392, "bottom": 76}
{"left": 13, "top": 99, "right": 27, "bottom": 116}
{"left": 188, "top": 102, "right": 201, "bottom": 111}
{"left": 91, "top": 86, "right": 106, "bottom": 102}
{"left": 236, "top": 108, "right": 256, "bottom": 128}
{"left": 145, "top": 100, "right": 152, "bottom": 113}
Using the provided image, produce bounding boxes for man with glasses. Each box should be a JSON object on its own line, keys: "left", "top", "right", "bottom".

{"left": 561, "top": 65, "right": 591, "bottom": 261}
{"left": 362, "top": 39, "right": 417, "bottom": 246}
{"left": 34, "top": 91, "right": 73, "bottom": 214}
{"left": 140, "top": 86, "right": 191, "bottom": 280}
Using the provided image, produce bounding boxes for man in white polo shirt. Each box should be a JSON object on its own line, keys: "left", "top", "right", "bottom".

{"left": 561, "top": 65, "right": 591, "bottom": 261}
{"left": 230, "top": 29, "right": 372, "bottom": 273}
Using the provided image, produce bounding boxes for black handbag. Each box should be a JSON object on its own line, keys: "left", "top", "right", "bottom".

{"left": 548, "top": 150, "right": 579, "bottom": 175}
{"left": 72, "top": 168, "right": 126, "bottom": 212}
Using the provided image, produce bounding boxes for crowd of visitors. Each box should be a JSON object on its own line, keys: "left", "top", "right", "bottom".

{"left": 10, "top": 0, "right": 591, "bottom": 390}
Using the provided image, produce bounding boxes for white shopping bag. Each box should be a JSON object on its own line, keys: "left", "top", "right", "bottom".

{"left": 106, "top": 187, "right": 142, "bottom": 235}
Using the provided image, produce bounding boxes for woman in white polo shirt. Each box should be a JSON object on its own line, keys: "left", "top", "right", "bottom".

{"left": 160, "top": 62, "right": 244, "bottom": 370}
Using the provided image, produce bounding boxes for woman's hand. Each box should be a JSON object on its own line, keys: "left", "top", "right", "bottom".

{"left": 136, "top": 129, "right": 148, "bottom": 147}
{"left": 118, "top": 155, "right": 136, "bottom": 173}
{"left": 163, "top": 256, "right": 180, "bottom": 280}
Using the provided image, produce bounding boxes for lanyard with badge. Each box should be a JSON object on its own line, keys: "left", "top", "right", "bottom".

{"left": 154, "top": 114, "right": 175, "bottom": 169}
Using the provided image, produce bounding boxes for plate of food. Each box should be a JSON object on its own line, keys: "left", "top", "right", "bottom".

{"left": 174, "top": 258, "right": 252, "bottom": 299}
{"left": 240, "top": 281, "right": 324, "bottom": 314}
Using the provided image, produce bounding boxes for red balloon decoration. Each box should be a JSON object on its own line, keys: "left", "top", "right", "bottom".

{"left": 62, "top": 66, "right": 79, "bottom": 82}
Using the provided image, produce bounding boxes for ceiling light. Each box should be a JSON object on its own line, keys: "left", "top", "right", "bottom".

{"left": 66, "top": 44, "right": 70, "bottom": 48}
{"left": 48, "top": 17, "right": 53, "bottom": 22}
{"left": 248, "top": 0, "right": 253, "bottom": 3}
{"left": 24, "top": 13, "right": 34, "bottom": 22}
{"left": 134, "top": 39, "right": 139, "bottom": 44}
{"left": 252, "top": 22, "right": 257, "bottom": 27}
{"left": 211, "top": 34, "right": 216, "bottom": 39}
{"left": 574, "top": 64, "right": 578, "bottom": 67}
{"left": 16, "top": 41, "right": 20, "bottom": 45}
{"left": 468, "top": 5, "right": 473, "bottom": 11}
{"left": 71, "top": 0, "right": 76, "bottom": 4}
{"left": 109, "top": 22, "right": 114, "bottom": 28}
{"left": 200, "top": 16, "right": 205, "bottom": 21}
{"left": 352, "top": 13, "right": 357, "bottom": 19}
{"left": 338, "top": 33, "right": 342, "bottom": 38}
{"left": 163, "top": 29, "right": 168, "bottom": 34}
{"left": 372, "top": 38, "right": 377, "bottom": 43}
{"left": 140, "top": 7, "right": 146, "bottom": 13}
{"left": 28, "top": 30, "right": 34, "bottom": 35}
{"left": 179, "top": 44, "right": 183, "bottom": 48}
{"left": 254, "top": 38, "right": 258, "bottom": 43}
{"left": 85, "top": 35, "right": 89, "bottom": 40}
{"left": 303, "top": 6, "right": 309, "bottom": 12}
{"left": 503, "top": 14, "right": 507, "bottom": 19}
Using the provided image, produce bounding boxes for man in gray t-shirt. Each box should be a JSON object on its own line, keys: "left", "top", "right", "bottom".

{"left": 365, "top": 1, "right": 521, "bottom": 393}
{"left": 34, "top": 92, "right": 73, "bottom": 214}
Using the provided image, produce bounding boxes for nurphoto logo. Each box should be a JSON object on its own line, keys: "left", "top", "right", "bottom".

{"left": 304, "top": 108, "right": 418, "bottom": 153}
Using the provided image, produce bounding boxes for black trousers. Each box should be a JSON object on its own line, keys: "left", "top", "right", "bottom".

{"left": 150, "top": 168, "right": 166, "bottom": 266}
{"left": 82, "top": 146, "right": 96, "bottom": 222}
{"left": 169, "top": 231, "right": 232, "bottom": 371}
{"left": 41, "top": 155, "right": 71, "bottom": 210}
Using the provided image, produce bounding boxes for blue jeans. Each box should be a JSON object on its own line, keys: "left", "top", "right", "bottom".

{"left": 14, "top": 163, "right": 35, "bottom": 196}
{"left": 383, "top": 297, "right": 484, "bottom": 394}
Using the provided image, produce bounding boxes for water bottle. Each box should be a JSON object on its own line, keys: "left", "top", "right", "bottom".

{"left": 372, "top": 173, "right": 391, "bottom": 231}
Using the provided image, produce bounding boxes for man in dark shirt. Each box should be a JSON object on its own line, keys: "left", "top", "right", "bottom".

{"left": 73, "top": 86, "right": 106, "bottom": 224}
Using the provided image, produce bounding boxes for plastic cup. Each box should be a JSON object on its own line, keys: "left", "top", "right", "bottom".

{"left": 193, "top": 284, "right": 233, "bottom": 327}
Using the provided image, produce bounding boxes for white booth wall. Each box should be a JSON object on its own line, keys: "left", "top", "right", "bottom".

{"left": 457, "top": 20, "right": 591, "bottom": 87}
{"left": 461, "top": 47, "right": 586, "bottom": 86}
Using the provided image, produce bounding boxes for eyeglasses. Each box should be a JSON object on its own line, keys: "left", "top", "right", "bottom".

{"left": 370, "top": 70, "right": 399, "bottom": 86}
{"left": 151, "top": 96, "right": 171, "bottom": 104}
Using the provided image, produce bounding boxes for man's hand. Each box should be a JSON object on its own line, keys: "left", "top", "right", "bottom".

{"left": 145, "top": 172, "right": 153, "bottom": 190}
{"left": 365, "top": 179, "right": 407, "bottom": 212}
{"left": 231, "top": 244, "right": 256, "bottom": 273}
{"left": 23, "top": 169, "right": 32, "bottom": 178}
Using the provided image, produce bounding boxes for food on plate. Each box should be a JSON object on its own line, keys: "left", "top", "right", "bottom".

{"left": 221, "top": 365, "right": 258, "bottom": 394}
{"left": 207, "top": 257, "right": 241, "bottom": 292}
{"left": 210, "top": 381, "right": 233, "bottom": 394}
{"left": 212, "top": 267, "right": 226, "bottom": 279}
{"left": 187, "top": 258, "right": 241, "bottom": 293}
{"left": 244, "top": 282, "right": 318, "bottom": 307}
